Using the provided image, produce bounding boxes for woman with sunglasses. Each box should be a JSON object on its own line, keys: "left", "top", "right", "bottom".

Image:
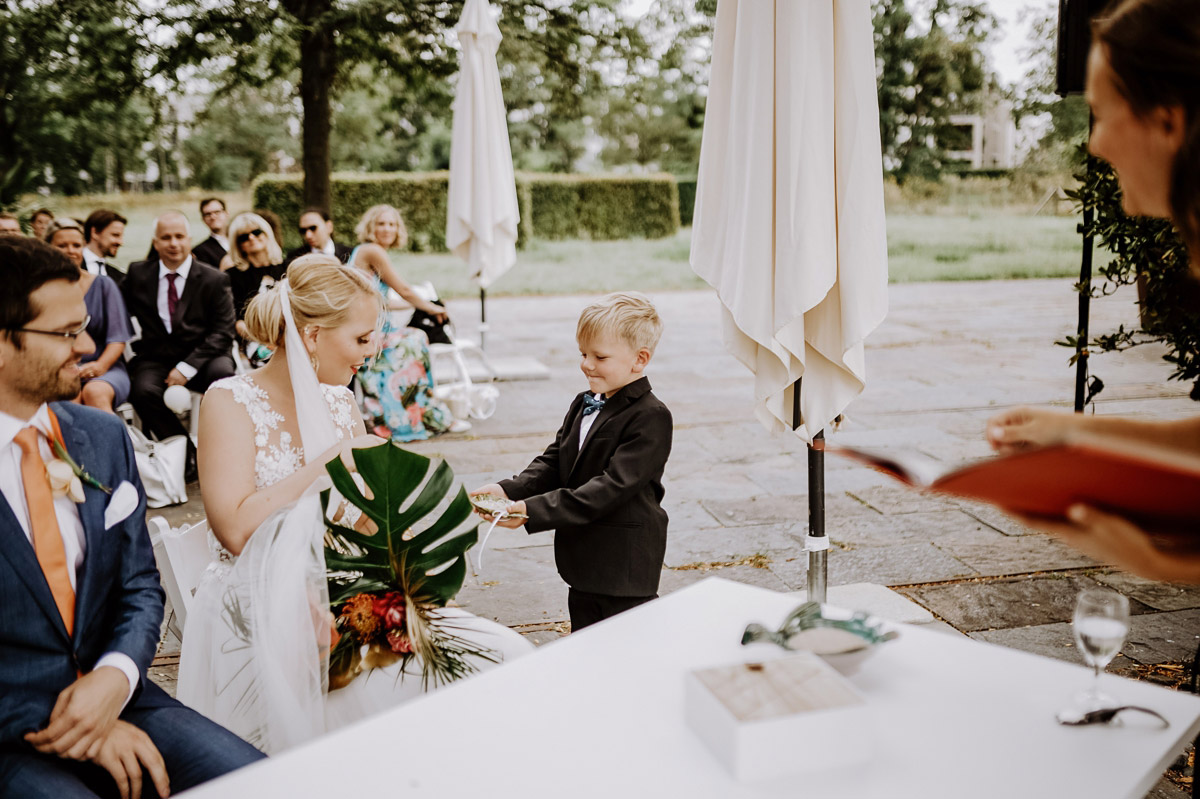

{"left": 987, "top": 0, "right": 1200, "bottom": 581}
{"left": 349, "top": 204, "right": 464, "bottom": 441}
{"left": 223, "top": 212, "right": 288, "bottom": 366}
{"left": 44, "top": 217, "right": 132, "bottom": 413}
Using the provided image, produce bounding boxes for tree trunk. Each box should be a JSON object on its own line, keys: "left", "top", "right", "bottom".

{"left": 295, "top": 0, "right": 336, "bottom": 214}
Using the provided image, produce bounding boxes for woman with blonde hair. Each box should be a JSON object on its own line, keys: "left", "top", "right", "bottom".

{"left": 349, "top": 203, "right": 461, "bottom": 440}
{"left": 222, "top": 212, "right": 288, "bottom": 362}
{"left": 45, "top": 217, "right": 132, "bottom": 413}
{"left": 180, "top": 254, "right": 528, "bottom": 753}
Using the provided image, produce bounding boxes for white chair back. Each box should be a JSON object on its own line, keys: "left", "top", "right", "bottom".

{"left": 147, "top": 515, "right": 212, "bottom": 640}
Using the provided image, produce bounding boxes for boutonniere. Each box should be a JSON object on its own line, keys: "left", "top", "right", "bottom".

{"left": 44, "top": 408, "right": 111, "bottom": 502}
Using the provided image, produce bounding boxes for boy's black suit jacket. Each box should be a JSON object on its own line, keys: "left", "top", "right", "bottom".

{"left": 120, "top": 257, "right": 236, "bottom": 371}
{"left": 499, "top": 376, "right": 672, "bottom": 597}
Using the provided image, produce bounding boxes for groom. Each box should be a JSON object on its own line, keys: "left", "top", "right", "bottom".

{"left": 0, "top": 237, "right": 263, "bottom": 798}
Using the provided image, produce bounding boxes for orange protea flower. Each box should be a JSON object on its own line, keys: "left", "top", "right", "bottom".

{"left": 340, "top": 594, "right": 381, "bottom": 639}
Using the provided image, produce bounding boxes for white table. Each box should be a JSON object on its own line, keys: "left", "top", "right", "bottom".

{"left": 183, "top": 578, "right": 1200, "bottom": 798}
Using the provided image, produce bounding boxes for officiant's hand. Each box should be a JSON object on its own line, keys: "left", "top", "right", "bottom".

{"left": 25, "top": 666, "right": 128, "bottom": 760}
{"left": 91, "top": 720, "right": 170, "bottom": 799}
{"left": 986, "top": 406, "right": 1077, "bottom": 454}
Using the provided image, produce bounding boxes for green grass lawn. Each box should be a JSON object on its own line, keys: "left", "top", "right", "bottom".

{"left": 35, "top": 189, "right": 1098, "bottom": 299}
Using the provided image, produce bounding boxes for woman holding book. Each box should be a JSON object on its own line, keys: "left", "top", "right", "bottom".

{"left": 987, "top": 0, "right": 1200, "bottom": 581}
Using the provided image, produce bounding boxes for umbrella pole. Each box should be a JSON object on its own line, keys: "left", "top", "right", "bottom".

{"left": 793, "top": 378, "right": 828, "bottom": 602}
{"left": 480, "top": 287, "right": 488, "bottom": 352}
{"left": 1074, "top": 119, "right": 1095, "bottom": 413}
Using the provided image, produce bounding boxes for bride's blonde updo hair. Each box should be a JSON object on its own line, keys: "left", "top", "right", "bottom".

{"left": 243, "top": 254, "right": 380, "bottom": 348}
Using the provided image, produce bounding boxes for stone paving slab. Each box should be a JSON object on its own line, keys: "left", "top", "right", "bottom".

{"left": 1091, "top": 573, "right": 1200, "bottom": 613}
{"left": 788, "top": 582, "right": 936, "bottom": 625}
{"left": 931, "top": 528, "right": 1102, "bottom": 577}
{"left": 844, "top": 484, "right": 961, "bottom": 515}
{"left": 968, "top": 622, "right": 1140, "bottom": 669}
{"left": 769, "top": 542, "right": 978, "bottom": 589}
{"left": 900, "top": 574, "right": 1156, "bottom": 633}
{"left": 968, "top": 608, "right": 1200, "bottom": 668}
{"left": 664, "top": 522, "right": 802, "bottom": 567}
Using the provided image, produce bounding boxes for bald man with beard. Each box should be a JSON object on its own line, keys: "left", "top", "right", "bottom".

{"left": 121, "top": 213, "right": 235, "bottom": 476}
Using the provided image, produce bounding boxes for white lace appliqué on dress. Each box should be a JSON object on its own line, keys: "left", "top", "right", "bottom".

{"left": 211, "top": 374, "right": 357, "bottom": 489}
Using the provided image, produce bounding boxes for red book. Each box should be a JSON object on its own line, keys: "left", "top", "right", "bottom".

{"left": 831, "top": 437, "right": 1200, "bottom": 543}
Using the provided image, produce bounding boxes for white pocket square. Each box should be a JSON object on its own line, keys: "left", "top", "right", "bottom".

{"left": 104, "top": 481, "right": 139, "bottom": 528}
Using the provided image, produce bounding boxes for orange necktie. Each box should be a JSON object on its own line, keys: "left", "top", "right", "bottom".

{"left": 14, "top": 427, "right": 75, "bottom": 635}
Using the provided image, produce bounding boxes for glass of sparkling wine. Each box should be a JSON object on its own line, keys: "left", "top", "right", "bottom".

{"left": 1071, "top": 588, "right": 1130, "bottom": 711}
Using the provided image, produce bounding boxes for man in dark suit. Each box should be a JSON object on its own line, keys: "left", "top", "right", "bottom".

{"left": 191, "top": 198, "right": 229, "bottom": 269}
{"left": 473, "top": 293, "right": 673, "bottom": 630}
{"left": 121, "top": 212, "right": 236, "bottom": 450}
{"left": 283, "top": 208, "right": 354, "bottom": 267}
{"left": 0, "top": 236, "right": 263, "bottom": 799}
{"left": 81, "top": 210, "right": 126, "bottom": 288}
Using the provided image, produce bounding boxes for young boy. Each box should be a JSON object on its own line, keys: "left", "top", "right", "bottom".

{"left": 473, "top": 292, "right": 673, "bottom": 631}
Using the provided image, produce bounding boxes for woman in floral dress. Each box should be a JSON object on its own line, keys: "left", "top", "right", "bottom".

{"left": 349, "top": 204, "right": 459, "bottom": 441}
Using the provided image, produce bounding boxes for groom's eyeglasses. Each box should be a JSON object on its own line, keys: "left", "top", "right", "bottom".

{"left": 299, "top": 225, "right": 320, "bottom": 234}
{"left": 10, "top": 315, "right": 91, "bottom": 343}
{"left": 236, "top": 229, "right": 265, "bottom": 245}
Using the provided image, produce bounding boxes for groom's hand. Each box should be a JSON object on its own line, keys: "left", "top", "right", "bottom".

{"left": 91, "top": 720, "right": 170, "bottom": 799}
{"left": 25, "top": 666, "right": 128, "bottom": 759}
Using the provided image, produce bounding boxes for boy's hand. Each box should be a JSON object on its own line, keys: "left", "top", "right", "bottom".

{"left": 470, "top": 484, "right": 509, "bottom": 521}
{"left": 495, "top": 500, "right": 527, "bottom": 528}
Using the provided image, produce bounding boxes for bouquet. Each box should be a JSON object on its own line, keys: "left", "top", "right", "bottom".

{"left": 321, "top": 442, "right": 496, "bottom": 690}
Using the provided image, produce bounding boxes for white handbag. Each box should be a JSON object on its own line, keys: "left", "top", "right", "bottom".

{"left": 126, "top": 425, "right": 188, "bottom": 508}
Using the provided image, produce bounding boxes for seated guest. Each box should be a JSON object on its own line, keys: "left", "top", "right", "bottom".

{"left": 222, "top": 212, "right": 287, "bottom": 365}
{"left": 46, "top": 219, "right": 132, "bottom": 413}
{"left": 0, "top": 236, "right": 264, "bottom": 798}
{"left": 283, "top": 208, "right": 353, "bottom": 266}
{"left": 192, "top": 197, "right": 229, "bottom": 268}
{"left": 350, "top": 204, "right": 460, "bottom": 441}
{"left": 29, "top": 208, "right": 53, "bottom": 241}
{"left": 0, "top": 213, "right": 20, "bottom": 235}
{"left": 82, "top": 210, "right": 127, "bottom": 287}
{"left": 121, "top": 212, "right": 235, "bottom": 463}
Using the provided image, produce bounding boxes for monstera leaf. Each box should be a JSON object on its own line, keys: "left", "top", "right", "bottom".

{"left": 320, "top": 442, "right": 492, "bottom": 688}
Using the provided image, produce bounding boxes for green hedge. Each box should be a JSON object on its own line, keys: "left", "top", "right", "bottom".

{"left": 677, "top": 178, "right": 697, "bottom": 226}
{"left": 253, "top": 171, "right": 679, "bottom": 251}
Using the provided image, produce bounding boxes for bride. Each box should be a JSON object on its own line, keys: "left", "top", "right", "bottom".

{"left": 177, "top": 255, "right": 531, "bottom": 753}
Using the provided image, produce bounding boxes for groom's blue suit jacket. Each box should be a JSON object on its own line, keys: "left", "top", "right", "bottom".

{"left": 0, "top": 403, "right": 168, "bottom": 745}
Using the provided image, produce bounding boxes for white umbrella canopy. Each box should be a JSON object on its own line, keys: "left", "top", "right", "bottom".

{"left": 447, "top": 0, "right": 519, "bottom": 290}
{"left": 690, "top": 0, "right": 888, "bottom": 443}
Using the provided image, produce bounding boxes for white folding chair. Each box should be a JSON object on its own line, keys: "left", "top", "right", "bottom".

{"left": 147, "top": 516, "right": 212, "bottom": 641}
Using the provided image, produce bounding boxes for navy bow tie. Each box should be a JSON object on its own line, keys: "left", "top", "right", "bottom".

{"left": 582, "top": 393, "right": 606, "bottom": 416}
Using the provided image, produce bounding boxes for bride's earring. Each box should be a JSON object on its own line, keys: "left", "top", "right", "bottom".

{"left": 309, "top": 352, "right": 320, "bottom": 372}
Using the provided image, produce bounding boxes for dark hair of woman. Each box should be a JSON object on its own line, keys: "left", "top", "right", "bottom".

{"left": 1093, "top": 0, "right": 1200, "bottom": 261}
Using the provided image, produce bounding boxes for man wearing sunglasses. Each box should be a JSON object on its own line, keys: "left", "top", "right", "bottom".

{"left": 282, "top": 208, "right": 352, "bottom": 267}
{"left": 121, "top": 213, "right": 236, "bottom": 482}
{"left": 0, "top": 236, "right": 263, "bottom": 799}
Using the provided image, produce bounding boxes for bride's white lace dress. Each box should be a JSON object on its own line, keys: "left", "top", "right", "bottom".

{"left": 177, "top": 373, "right": 531, "bottom": 753}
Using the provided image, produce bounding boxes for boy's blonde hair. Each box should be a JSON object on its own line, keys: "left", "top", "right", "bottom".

{"left": 576, "top": 291, "right": 663, "bottom": 354}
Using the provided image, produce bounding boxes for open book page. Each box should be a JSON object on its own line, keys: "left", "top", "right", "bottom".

{"left": 828, "top": 445, "right": 958, "bottom": 487}
{"left": 831, "top": 434, "right": 1200, "bottom": 542}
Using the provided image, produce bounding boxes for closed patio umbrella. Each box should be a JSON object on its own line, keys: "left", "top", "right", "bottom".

{"left": 447, "top": 0, "right": 519, "bottom": 349}
{"left": 690, "top": 0, "right": 888, "bottom": 599}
